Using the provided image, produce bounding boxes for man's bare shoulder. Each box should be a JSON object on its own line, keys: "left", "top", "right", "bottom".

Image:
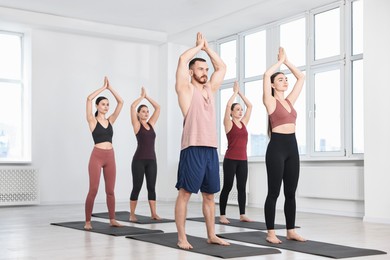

{"left": 176, "top": 81, "right": 194, "bottom": 95}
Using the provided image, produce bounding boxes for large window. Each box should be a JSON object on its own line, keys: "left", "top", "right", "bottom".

{"left": 313, "top": 68, "right": 341, "bottom": 153}
{"left": 244, "top": 31, "right": 266, "bottom": 78}
{"left": 280, "top": 18, "right": 306, "bottom": 69}
{"left": 217, "top": 0, "right": 363, "bottom": 160}
{"left": 314, "top": 7, "right": 340, "bottom": 60}
{"left": 0, "top": 31, "right": 30, "bottom": 163}
{"left": 219, "top": 39, "right": 237, "bottom": 81}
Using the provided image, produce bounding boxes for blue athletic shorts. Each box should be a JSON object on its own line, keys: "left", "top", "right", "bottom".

{"left": 175, "top": 146, "right": 220, "bottom": 194}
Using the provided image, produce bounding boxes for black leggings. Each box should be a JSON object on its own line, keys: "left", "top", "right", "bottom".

{"left": 264, "top": 133, "right": 300, "bottom": 230}
{"left": 130, "top": 159, "right": 157, "bottom": 201}
{"left": 219, "top": 158, "right": 248, "bottom": 215}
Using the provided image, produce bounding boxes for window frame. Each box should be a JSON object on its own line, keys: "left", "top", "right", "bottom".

{"left": 216, "top": 0, "right": 364, "bottom": 161}
{"left": 0, "top": 30, "right": 31, "bottom": 164}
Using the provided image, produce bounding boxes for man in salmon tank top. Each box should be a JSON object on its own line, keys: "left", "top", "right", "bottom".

{"left": 174, "top": 32, "right": 230, "bottom": 250}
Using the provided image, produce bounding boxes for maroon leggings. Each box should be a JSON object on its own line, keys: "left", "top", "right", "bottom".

{"left": 85, "top": 147, "right": 116, "bottom": 222}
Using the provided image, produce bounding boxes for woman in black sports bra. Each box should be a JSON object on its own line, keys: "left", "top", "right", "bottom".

{"left": 85, "top": 76, "right": 124, "bottom": 230}
{"left": 129, "top": 86, "right": 161, "bottom": 222}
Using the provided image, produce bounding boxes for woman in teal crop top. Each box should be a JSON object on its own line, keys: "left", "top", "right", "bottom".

{"left": 262, "top": 47, "right": 306, "bottom": 244}
{"left": 84, "top": 76, "right": 124, "bottom": 230}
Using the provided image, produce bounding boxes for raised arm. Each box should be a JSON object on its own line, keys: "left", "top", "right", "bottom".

{"left": 239, "top": 87, "right": 253, "bottom": 126}
{"left": 86, "top": 77, "right": 108, "bottom": 131}
{"left": 263, "top": 47, "right": 285, "bottom": 114}
{"left": 145, "top": 91, "right": 160, "bottom": 128}
{"left": 203, "top": 37, "right": 226, "bottom": 93}
{"left": 175, "top": 33, "right": 204, "bottom": 95}
{"left": 130, "top": 87, "right": 146, "bottom": 134}
{"left": 106, "top": 78, "right": 124, "bottom": 124}
{"left": 224, "top": 81, "right": 239, "bottom": 133}
{"left": 284, "top": 56, "right": 305, "bottom": 105}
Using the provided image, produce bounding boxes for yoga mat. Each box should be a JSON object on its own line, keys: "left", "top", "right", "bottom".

{"left": 51, "top": 221, "right": 164, "bottom": 236}
{"left": 126, "top": 232, "right": 281, "bottom": 258}
{"left": 217, "top": 231, "right": 387, "bottom": 259}
{"left": 92, "top": 211, "right": 175, "bottom": 224}
{"left": 187, "top": 216, "right": 291, "bottom": 230}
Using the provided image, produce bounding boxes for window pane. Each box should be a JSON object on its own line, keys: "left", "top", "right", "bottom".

{"left": 285, "top": 72, "right": 307, "bottom": 154}
{"left": 314, "top": 69, "right": 341, "bottom": 152}
{"left": 352, "top": 0, "right": 363, "bottom": 55}
{"left": 352, "top": 60, "right": 364, "bottom": 153}
{"left": 314, "top": 8, "right": 340, "bottom": 60}
{"left": 280, "top": 18, "right": 306, "bottom": 69}
{"left": 0, "top": 33, "right": 22, "bottom": 80}
{"left": 244, "top": 80, "right": 268, "bottom": 156}
{"left": 244, "top": 31, "right": 266, "bottom": 78}
{"left": 220, "top": 40, "right": 236, "bottom": 80}
{"left": 219, "top": 87, "right": 234, "bottom": 156}
{"left": 0, "top": 82, "right": 23, "bottom": 159}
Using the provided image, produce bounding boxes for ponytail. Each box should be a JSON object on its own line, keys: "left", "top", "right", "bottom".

{"left": 267, "top": 81, "right": 277, "bottom": 138}
{"left": 95, "top": 96, "right": 108, "bottom": 117}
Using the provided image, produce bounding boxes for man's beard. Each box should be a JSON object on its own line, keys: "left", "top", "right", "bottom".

{"left": 193, "top": 74, "right": 208, "bottom": 84}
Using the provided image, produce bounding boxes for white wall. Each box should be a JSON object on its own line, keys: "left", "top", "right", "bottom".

{"left": 363, "top": 0, "right": 390, "bottom": 224}
{"left": 30, "top": 29, "right": 161, "bottom": 205}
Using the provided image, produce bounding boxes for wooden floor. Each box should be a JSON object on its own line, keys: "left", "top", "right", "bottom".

{"left": 0, "top": 201, "right": 389, "bottom": 260}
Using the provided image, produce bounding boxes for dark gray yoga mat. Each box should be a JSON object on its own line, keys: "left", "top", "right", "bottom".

{"left": 217, "top": 231, "right": 387, "bottom": 259}
{"left": 126, "top": 232, "right": 281, "bottom": 258}
{"left": 187, "top": 216, "right": 292, "bottom": 230}
{"left": 51, "top": 221, "right": 164, "bottom": 236}
{"left": 92, "top": 211, "right": 175, "bottom": 224}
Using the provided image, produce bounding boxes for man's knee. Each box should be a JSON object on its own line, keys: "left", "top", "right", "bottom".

{"left": 202, "top": 192, "right": 214, "bottom": 201}
{"left": 178, "top": 188, "right": 192, "bottom": 201}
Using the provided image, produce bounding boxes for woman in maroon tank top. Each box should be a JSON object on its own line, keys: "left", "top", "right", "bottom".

{"left": 129, "top": 87, "right": 161, "bottom": 222}
{"left": 219, "top": 81, "right": 253, "bottom": 224}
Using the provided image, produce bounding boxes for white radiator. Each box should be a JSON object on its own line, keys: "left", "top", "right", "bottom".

{"left": 298, "top": 166, "right": 364, "bottom": 201}
{"left": 0, "top": 168, "right": 39, "bottom": 206}
{"left": 214, "top": 165, "right": 249, "bottom": 206}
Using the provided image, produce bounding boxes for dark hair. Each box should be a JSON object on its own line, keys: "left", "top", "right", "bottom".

{"left": 267, "top": 72, "right": 284, "bottom": 137}
{"left": 270, "top": 72, "right": 284, "bottom": 83}
{"left": 137, "top": 104, "right": 148, "bottom": 113}
{"left": 95, "top": 96, "right": 108, "bottom": 117}
{"left": 189, "top": 57, "right": 206, "bottom": 69}
{"left": 230, "top": 103, "right": 240, "bottom": 117}
{"left": 137, "top": 104, "right": 148, "bottom": 120}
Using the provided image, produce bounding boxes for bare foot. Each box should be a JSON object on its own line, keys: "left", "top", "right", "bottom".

{"left": 266, "top": 235, "right": 282, "bottom": 244}
{"left": 109, "top": 219, "right": 123, "bottom": 227}
{"left": 151, "top": 214, "right": 161, "bottom": 220}
{"left": 84, "top": 221, "right": 92, "bottom": 230}
{"left": 177, "top": 240, "right": 193, "bottom": 250}
{"left": 219, "top": 215, "right": 230, "bottom": 224}
{"left": 287, "top": 230, "right": 306, "bottom": 242}
{"left": 207, "top": 235, "right": 230, "bottom": 246}
{"left": 239, "top": 215, "right": 253, "bottom": 222}
{"left": 129, "top": 214, "right": 138, "bottom": 222}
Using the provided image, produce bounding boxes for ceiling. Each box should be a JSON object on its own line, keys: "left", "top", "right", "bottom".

{"left": 0, "top": 0, "right": 336, "bottom": 44}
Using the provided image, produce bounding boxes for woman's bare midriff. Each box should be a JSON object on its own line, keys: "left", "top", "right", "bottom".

{"left": 272, "top": 123, "right": 296, "bottom": 134}
{"left": 94, "top": 142, "right": 113, "bottom": 150}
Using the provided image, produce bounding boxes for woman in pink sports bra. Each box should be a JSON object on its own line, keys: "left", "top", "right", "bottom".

{"left": 262, "top": 47, "right": 305, "bottom": 244}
